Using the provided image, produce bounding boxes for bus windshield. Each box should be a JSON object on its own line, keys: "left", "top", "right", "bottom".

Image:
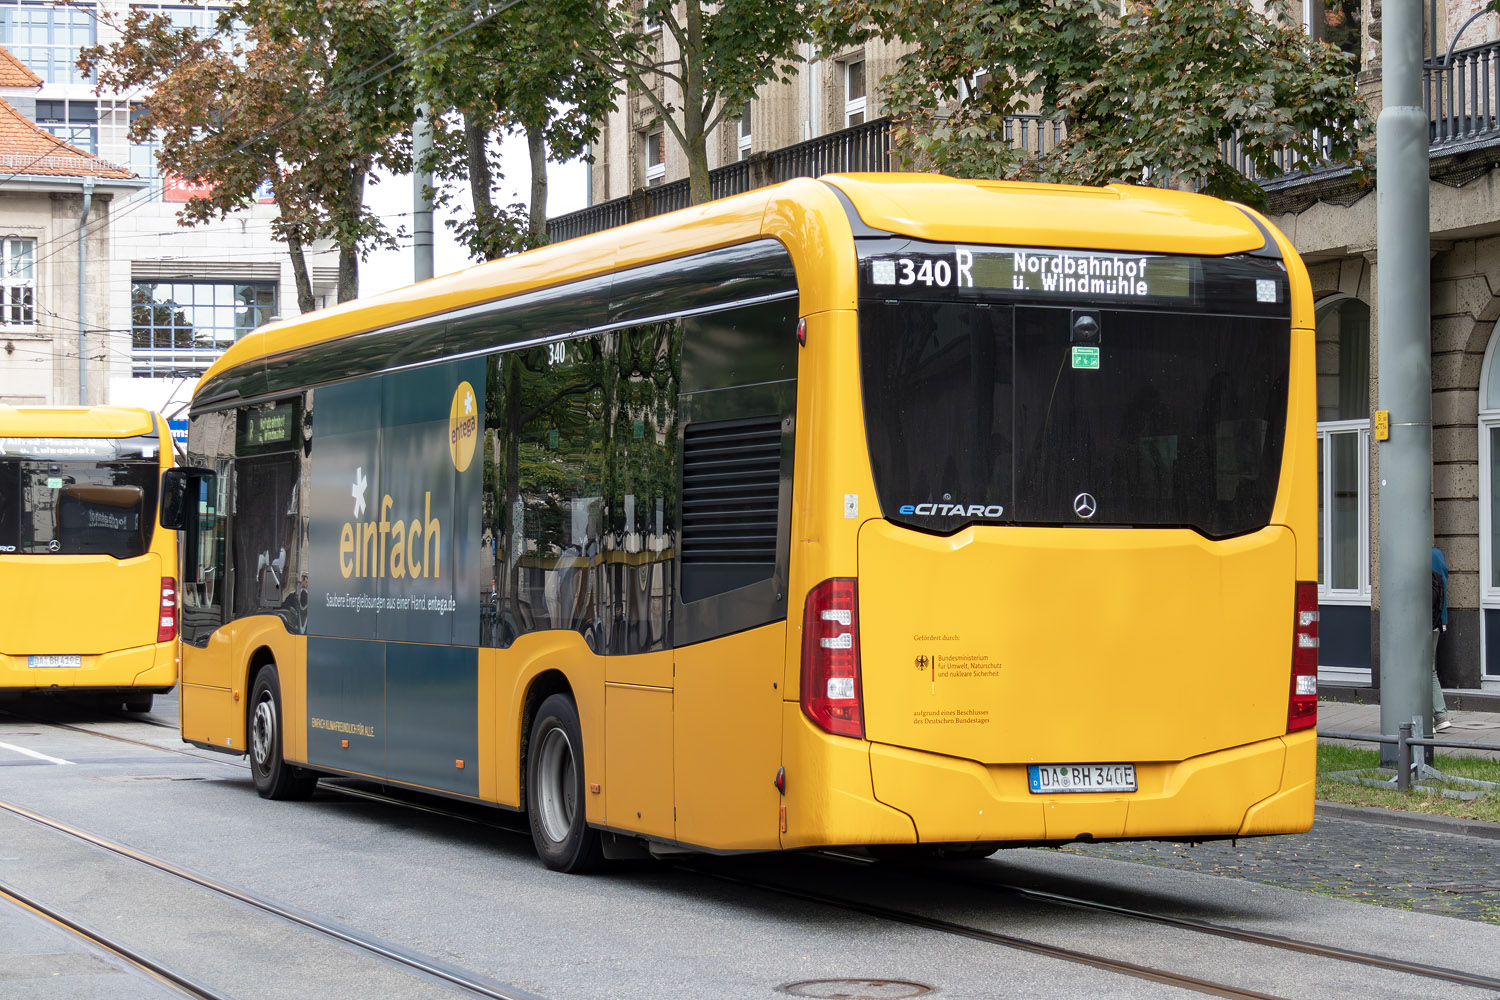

{"left": 0, "top": 435, "right": 161, "bottom": 558}
{"left": 859, "top": 244, "right": 1291, "bottom": 538}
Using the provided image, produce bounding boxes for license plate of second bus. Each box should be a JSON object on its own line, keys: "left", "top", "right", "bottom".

{"left": 1028, "top": 763, "right": 1137, "bottom": 794}
{"left": 28, "top": 655, "right": 81, "bottom": 668}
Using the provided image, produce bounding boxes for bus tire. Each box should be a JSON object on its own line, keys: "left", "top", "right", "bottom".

{"left": 249, "top": 664, "right": 318, "bottom": 801}
{"left": 526, "top": 693, "right": 603, "bottom": 873}
{"left": 123, "top": 694, "right": 153, "bottom": 713}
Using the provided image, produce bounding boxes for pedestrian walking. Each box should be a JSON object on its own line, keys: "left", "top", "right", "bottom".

{"left": 1432, "top": 546, "right": 1451, "bottom": 732}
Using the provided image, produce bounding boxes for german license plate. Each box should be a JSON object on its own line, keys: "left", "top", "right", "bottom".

{"left": 1028, "top": 763, "right": 1137, "bottom": 794}
{"left": 28, "top": 654, "right": 81, "bottom": 668}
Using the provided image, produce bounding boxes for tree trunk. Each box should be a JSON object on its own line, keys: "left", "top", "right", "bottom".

{"left": 285, "top": 227, "right": 316, "bottom": 314}
{"left": 338, "top": 166, "right": 365, "bottom": 302}
{"left": 464, "top": 112, "right": 501, "bottom": 260}
{"left": 683, "top": 0, "right": 711, "bottom": 204}
{"left": 527, "top": 120, "right": 548, "bottom": 245}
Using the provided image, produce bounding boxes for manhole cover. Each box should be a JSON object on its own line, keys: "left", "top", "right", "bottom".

{"left": 779, "top": 980, "right": 933, "bottom": 999}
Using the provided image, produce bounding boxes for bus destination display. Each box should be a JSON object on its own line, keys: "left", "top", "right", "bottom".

{"left": 867, "top": 246, "right": 1195, "bottom": 300}
{"left": 238, "top": 402, "right": 296, "bottom": 452}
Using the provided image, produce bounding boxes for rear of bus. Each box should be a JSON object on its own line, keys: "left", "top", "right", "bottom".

{"left": 789, "top": 177, "right": 1316, "bottom": 850}
{"left": 0, "top": 406, "right": 178, "bottom": 711}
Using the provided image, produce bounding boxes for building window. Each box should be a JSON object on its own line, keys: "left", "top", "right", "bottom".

{"left": 1303, "top": 0, "right": 1361, "bottom": 62}
{"left": 844, "top": 58, "right": 867, "bottom": 127}
{"left": 1314, "top": 295, "right": 1371, "bottom": 603}
{"left": 35, "top": 99, "right": 99, "bottom": 154}
{"left": 131, "top": 3, "right": 226, "bottom": 34}
{"left": 1, "top": 237, "right": 35, "bottom": 330}
{"left": 128, "top": 103, "right": 161, "bottom": 194}
{"left": 1317, "top": 421, "right": 1369, "bottom": 595}
{"left": 1476, "top": 328, "right": 1500, "bottom": 687}
{"left": 0, "top": 2, "right": 96, "bottom": 84}
{"left": 644, "top": 129, "right": 665, "bottom": 187}
{"left": 737, "top": 102, "right": 752, "bottom": 160}
{"left": 131, "top": 280, "right": 276, "bottom": 377}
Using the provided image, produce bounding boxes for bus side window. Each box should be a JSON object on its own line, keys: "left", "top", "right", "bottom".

{"left": 180, "top": 468, "right": 227, "bottom": 645}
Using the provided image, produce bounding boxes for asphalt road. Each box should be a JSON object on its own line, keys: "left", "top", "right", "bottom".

{"left": 2, "top": 690, "right": 1498, "bottom": 1000}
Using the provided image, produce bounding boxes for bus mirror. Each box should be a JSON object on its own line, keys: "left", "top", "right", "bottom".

{"left": 160, "top": 468, "right": 194, "bottom": 529}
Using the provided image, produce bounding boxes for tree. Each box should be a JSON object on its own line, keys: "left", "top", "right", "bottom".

{"left": 81, "top": 2, "right": 408, "bottom": 310}
{"left": 595, "top": 0, "right": 816, "bottom": 205}
{"left": 403, "top": 0, "right": 615, "bottom": 260}
{"left": 818, "top": 0, "right": 1369, "bottom": 205}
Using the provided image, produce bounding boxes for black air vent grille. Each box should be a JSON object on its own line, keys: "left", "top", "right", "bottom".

{"left": 681, "top": 416, "right": 783, "bottom": 565}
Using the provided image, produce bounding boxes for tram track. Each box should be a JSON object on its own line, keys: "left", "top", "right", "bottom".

{"left": 312, "top": 782, "right": 1500, "bottom": 999}
{"left": 0, "top": 878, "right": 227, "bottom": 1000}
{"left": 9, "top": 709, "right": 1500, "bottom": 998}
{"left": 0, "top": 796, "right": 544, "bottom": 1000}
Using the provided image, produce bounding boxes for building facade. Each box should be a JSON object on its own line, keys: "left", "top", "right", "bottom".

{"left": 0, "top": 2, "right": 337, "bottom": 415}
{"left": 566, "top": 1, "right": 1500, "bottom": 696}
{"left": 1, "top": 47, "right": 141, "bottom": 406}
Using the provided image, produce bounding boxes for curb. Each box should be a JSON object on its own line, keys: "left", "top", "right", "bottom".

{"left": 1315, "top": 800, "right": 1500, "bottom": 841}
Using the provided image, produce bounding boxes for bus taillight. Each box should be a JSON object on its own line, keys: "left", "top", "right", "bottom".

{"left": 158, "top": 577, "right": 178, "bottom": 643}
{"left": 1288, "top": 581, "right": 1318, "bottom": 732}
{"left": 801, "top": 578, "right": 863, "bottom": 738}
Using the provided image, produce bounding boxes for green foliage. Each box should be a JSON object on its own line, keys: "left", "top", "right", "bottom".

{"left": 402, "top": 0, "right": 615, "bottom": 260}
{"left": 80, "top": 1, "right": 408, "bottom": 308}
{"left": 818, "top": 0, "right": 1370, "bottom": 205}
{"left": 604, "top": 0, "right": 816, "bottom": 203}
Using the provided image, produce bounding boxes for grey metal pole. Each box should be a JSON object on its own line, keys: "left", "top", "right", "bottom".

{"left": 413, "top": 103, "right": 434, "bottom": 283}
{"left": 1376, "top": 0, "right": 1433, "bottom": 765}
{"left": 76, "top": 180, "right": 93, "bottom": 405}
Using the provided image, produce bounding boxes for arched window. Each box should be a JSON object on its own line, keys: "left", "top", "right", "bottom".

{"left": 1314, "top": 294, "right": 1371, "bottom": 683}
{"left": 1475, "top": 328, "right": 1500, "bottom": 687}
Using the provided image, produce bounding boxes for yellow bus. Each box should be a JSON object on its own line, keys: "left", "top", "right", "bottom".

{"left": 1, "top": 405, "right": 178, "bottom": 713}
{"left": 162, "top": 174, "right": 1318, "bottom": 871}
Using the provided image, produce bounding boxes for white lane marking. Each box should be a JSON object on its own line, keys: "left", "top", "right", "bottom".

{"left": 0, "top": 742, "right": 72, "bottom": 765}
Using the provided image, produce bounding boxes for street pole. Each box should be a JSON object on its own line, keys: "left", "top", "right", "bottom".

{"left": 77, "top": 180, "right": 93, "bottom": 405}
{"left": 413, "top": 103, "right": 434, "bottom": 284}
{"left": 1376, "top": 0, "right": 1433, "bottom": 765}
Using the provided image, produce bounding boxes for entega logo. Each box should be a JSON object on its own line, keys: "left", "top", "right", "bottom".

{"left": 899, "top": 502, "right": 1005, "bottom": 518}
{"left": 340, "top": 465, "right": 443, "bottom": 580}
{"left": 449, "top": 381, "right": 478, "bottom": 472}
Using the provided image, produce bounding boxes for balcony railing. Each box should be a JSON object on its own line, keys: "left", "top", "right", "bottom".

{"left": 548, "top": 55, "right": 1500, "bottom": 242}
{"left": 1428, "top": 39, "right": 1500, "bottom": 147}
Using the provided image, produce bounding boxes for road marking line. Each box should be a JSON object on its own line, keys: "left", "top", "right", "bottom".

{"left": 0, "top": 742, "right": 71, "bottom": 765}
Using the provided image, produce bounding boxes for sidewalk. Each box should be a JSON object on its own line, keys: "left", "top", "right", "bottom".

{"left": 1318, "top": 696, "right": 1500, "bottom": 759}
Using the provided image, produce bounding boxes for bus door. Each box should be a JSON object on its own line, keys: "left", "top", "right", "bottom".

{"left": 164, "top": 463, "right": 237, "bottom": 745}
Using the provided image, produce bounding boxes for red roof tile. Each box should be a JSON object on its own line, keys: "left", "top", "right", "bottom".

{"left": 0, "top": 97, "right": 135, "bottom": 180}
{"left": 0, "top": 45, "right": 42, "bottom": 88}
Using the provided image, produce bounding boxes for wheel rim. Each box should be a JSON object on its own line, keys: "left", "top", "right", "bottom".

{"left": 251, "top": 694, "right": 276, "bottom": 772}
{"left": 535, "top": 725, "right": 577, "bottom": 845}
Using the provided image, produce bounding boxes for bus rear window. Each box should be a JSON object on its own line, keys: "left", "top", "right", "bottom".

{"left": 0, "top": 457, "right": 159, "bottom": 558}
{"left": 860, "top": 300, "right": 1289, "bottom": 538}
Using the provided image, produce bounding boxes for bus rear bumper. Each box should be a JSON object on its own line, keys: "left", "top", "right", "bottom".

{"left": 0, "top": 642, "right": 177, "bottom": 692}
{"left": 867, "top": 729, "right": 1315, "bottom": 845}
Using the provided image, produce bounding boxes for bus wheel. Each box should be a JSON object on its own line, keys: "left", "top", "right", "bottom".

{"left": 526, "top": 694, "right": 603, "bottom": 873}
{"left": 123, "top": 694, "right": 153, "bottom": 713}
{"left": 249, "top": 665, "right": 318, "bottom": 801}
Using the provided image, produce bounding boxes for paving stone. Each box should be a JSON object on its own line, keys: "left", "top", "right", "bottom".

{"left": 1061, "top": 814, "right": 1500, "bottom": 923}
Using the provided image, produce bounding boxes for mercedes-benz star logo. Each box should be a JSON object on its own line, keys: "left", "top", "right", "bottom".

{"left": 1073, "top": 492, "right": 1097, "bottom": 519}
